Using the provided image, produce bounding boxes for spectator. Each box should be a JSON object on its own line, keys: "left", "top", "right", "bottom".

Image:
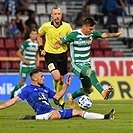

{"left": 117, "top": 0, "right": 127, "bottom": 17}
{"left": 102, "top": 0, "right": 118, "bottom": 27}
{"left": 3, "top": 0, "right": 18, "bottom": 16}
{"left": 73, "top": 4, "right": 90, "bottom": 27}
{"left": 127, "top": 0, "right": 133, "bottom": 4}
{"left": 25, "top": 10, "right": 38, "bottom": 39}
{"left": 0, "top": 2, "right": 5, "bottom": 14}
{"left": 17, "top": 0, "right": 31, "bottom": 15}
{"left": 7, "top": 19, "right": 20, "bottom": 38}
{"left": 15, "top": 11, "right": 27, "bottom": 38}
{"left": 102, "top": 0, "right": 118, "bottom": 16}
{"left": 85, "top": 0, "right": 104, "bottom": 24}
{"left": 86, "top": 0, "right": 103, "bottom": 5}
{"left": 102, "top": 0, "right": 126, "bottom": 16}
{"left": 73, "top": 0, "right": 103, "bottom": 27}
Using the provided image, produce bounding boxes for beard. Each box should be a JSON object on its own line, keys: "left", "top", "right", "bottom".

{"left": 38, "top": 83, "right": 44, "bottom": 87}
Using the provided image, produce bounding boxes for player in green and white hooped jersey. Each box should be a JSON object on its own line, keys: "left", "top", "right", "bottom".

{"left": 54, "top": 17, "right": 123, "bottom": 108}
{"left": 10, "top": 28, "right": 39, "bottom": 99}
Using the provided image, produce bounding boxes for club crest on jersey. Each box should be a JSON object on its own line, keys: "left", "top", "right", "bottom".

{"left": 60, "top": 35, "right": 65, "bottom": 39}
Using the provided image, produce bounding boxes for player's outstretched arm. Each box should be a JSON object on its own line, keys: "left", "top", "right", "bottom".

{"left": 101, "top": 28, "right": 124, "bottom": 38}
{"left": 0, "top": 96, "right": 21, "bottom": 110}
{"left": 53, "top": 74, "right": 72, "bottom": 100}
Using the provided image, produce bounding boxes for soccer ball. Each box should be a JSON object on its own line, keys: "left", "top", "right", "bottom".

{"left": 78, "top": 95, "right": 92, "bottom": 110}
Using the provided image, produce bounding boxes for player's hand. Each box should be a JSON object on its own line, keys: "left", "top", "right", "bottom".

{"left": 24, "top": 59, "right": 30, "bottom": 65}
{"left": 66, "top": 74, "right": 72, "bottom": 86}
{"left": 54, "top": 43, "right": 60, "bottom": 49}
{"left": 41, "top": 50, "right": 46, "bottom": 56}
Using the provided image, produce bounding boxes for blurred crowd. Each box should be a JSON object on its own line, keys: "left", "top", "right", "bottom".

{"left": 73, "top": 0, "right": 133, "bottom": 27}
{"left": 0, "top": 0, "right": 133, "bottom": 42}
{"left": 0, "top": 0, "right": 55, "bottom": 39}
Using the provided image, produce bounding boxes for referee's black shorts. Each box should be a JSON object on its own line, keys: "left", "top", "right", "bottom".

{"left": 45, "top": 52, "right": 67, "bottom": 76}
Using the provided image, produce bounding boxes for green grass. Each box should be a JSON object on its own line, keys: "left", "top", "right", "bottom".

{"left": 0, "top": 100, "right": 133, "bottom": 133}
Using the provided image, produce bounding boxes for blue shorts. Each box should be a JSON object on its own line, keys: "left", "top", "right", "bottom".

{"left": 58, "top": 109, "right": 73, "bottom": 119}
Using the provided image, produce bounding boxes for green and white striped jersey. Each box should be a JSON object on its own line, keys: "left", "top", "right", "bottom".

{"left": 62, "top": 29, "right": 102, "bottom": 65}
{"left": 20, "top": 39, "right": 38, "bottom": 68}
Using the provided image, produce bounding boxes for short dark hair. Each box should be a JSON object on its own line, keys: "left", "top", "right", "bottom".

{"left": 82, "top": 17, "right": 96, "bottom": 26}
{"left": 30, "top": 69, "right": 43, "bottom": 77}
{"left": 30, "top": 28, "right": 37, "bottom": 33}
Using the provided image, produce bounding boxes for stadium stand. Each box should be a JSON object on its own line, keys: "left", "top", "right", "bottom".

{"left": 0, "top": 49, "right": 8, "bottom": 57}
{"left": 15, "top": 38, "right": 25, "bottom": 48}
{"left": 4, "top": 38, "right": 15, "bottom": 49}
{"left": 0, "top": 38, "right": 4, "bottom": 48}
{"left": 0, "top": 61, "right": 12, "bottom": 70}
{"left": 113, "top": 50, "right": 125, "bottom": 57}
{"left": 11, "top": 61, "right": 20, "bottom": 69}
{"left": 36, "top": 3, "right": 47, "bottom": 15}
{"left": 91, "top": 39, "right": 100, "bottom": 49}
{"left": 9, "top": 49, "right": 17, "bottom": 57}
{"left": 93, "top": 49, "right": 103, "bottom": 57}
{"left": 0, "top": 0, "right": 133, "bottom": 72}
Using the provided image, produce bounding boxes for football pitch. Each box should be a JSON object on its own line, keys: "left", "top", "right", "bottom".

{"left": 0, "top": 100, "right": 133, "bottom": 133}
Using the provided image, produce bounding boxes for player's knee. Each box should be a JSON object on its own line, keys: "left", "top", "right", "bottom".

{"left": 54, "top": 77, "right": 60, "bottom": 82}
{"left": 83, "top": 88, "right": 93, "bottom": 94}
{"left": 60, "top": 79, "right": 64, "bottom": 85}
{"left": 19, "top": 82, "right": 25, "bottom": 86}
{"left": 49, "top": 110, "right": 60, "bottom": 120}
{"left": 87, "top": 88, "right": 93, "bottom": 94}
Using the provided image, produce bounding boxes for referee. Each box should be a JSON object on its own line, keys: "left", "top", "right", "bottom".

{"left": 37, "top": 7, "right": 72, "bottom": 109}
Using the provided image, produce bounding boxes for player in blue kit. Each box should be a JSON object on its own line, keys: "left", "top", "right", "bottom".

{"left": 0, "top": 69, "right": 115, "bottom": 120}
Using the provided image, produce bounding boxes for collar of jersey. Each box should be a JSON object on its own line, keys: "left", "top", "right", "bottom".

{"left": 51, "top": 21, "right": 62, "bottom": 28}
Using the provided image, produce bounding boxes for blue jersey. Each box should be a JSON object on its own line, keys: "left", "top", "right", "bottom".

{"left": 17, "top": 84, "right": 56, "bottom": 115}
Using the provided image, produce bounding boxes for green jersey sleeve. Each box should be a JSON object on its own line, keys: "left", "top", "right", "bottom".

{"left": 61, "top": 31, "right": 78, "bottom": 44}
{"left": 92, "top": 30, "right": 102, "bottom": 39}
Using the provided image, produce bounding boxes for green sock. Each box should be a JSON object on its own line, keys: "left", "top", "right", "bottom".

{"left": 11, "top": 83, "right": 21, "bottom": 95}
{"left": 88, "top": 70, "right": 103, "bottom": 94}
{"left": 72, "top": 88, "right": 86, "bottom": 99}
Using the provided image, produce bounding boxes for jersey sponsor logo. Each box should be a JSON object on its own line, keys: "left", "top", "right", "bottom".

{"left": 74, "top": 39, "right": 92, "bottom": 45}
{"left": 85, "top": 40, "right": 92, "bottom": 43}
{"left": 29, "top": 45, "right": 38, "bottom": 51}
